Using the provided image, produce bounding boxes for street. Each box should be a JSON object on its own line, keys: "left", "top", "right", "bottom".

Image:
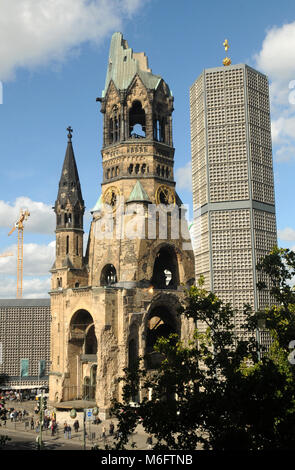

{"left": 0, "top": 399, "right": 152, "bottom": 451}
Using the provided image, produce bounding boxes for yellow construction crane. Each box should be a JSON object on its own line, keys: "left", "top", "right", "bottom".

{"left": 8, "top": 209, "right": 30, "bottom": 298}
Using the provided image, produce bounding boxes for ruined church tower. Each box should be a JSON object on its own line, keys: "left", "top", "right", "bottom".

{"left": 49, "top": 33, "right": 195, "bottom": 418}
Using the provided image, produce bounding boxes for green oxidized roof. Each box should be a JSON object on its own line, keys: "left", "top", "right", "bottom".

{"left": 127, "top": 181, "right": 151, "bottom": 203}
{"left": 90, "top": 194, "right": 102, "bottom": 213}
{"left": 102, "top": 32, "right": 171, "bottom": 97}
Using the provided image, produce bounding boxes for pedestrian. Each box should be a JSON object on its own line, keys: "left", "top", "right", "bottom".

{"left": 73, "top": 420, "right": 79, "bottom": 432}
{"left": 63, "top": 421, "right": 68, "bottom": 438}
{"left": 51, "top": 420, "right": 56, "bottom": 436}
{"left": 146, "top": 435, "right": 153, "bottom": 450}
{"left": 102, "top": 426, "right": 106, "bottom": 438}
{"left": 10, "top": 411, "right": 14, "bottom": 423}
{"left": 109, "top": 421, "right": 114, "bottom": 436}
{"left": 30, "top": 417, "right": 34, "bottom": 430}
{"left": 67, "top": 425, "right": 71, "bottom": 439}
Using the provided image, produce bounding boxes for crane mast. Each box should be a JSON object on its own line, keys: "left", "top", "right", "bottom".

{"left": 8, "top": 209, "right": 30, "bottom": 298}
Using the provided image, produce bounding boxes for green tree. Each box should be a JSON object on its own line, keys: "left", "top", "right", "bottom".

{"left": 111, "top": 248, "right": 295, "bottom": 450}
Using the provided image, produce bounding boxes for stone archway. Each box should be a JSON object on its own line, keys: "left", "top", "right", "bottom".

{"left": 145, "top": 302, "right": 179, "bottom": 370}
{"left": 67, "top": 309, "right": 97, "bottom": 401}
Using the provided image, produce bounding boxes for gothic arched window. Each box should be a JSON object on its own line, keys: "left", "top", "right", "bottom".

{"left": 100, "top": 264, "right": 117, "bottom": 286}
{"left": 109, "top": 105, "right": 120, "bottom": 144}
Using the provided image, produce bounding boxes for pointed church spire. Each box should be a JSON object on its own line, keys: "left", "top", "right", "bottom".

{"left": 55, "top": 126, "right": 84, "bottom": 212}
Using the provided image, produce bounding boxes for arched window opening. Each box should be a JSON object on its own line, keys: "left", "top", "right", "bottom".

{"left": 69, "top": 310, "right": 96, "bottom": 349}
{"left": 128, "top": 164, "right": 134, "bottom": 174}
{"left": 74, "top": 213, "right": 80, "bottom": 227}
{"left": 100, "top": 264, "right": 117, "bottom": 286}
{"left": 66, "top": 235, "right": 69, "bottom": 255}
{"left": 129, "top": 101, "right": 146, "bottom": 138}
{"left": 69, "top": 309, "right": 97, "bottom": 401}
{"left": 85, "top": 324, "right": 97, "bottom": 355}
{"left": 151, "top": 246, "right": 179, "bottom": 290}
{"left": 128, "top": 339, "right": 138, "bottom": 371}
{"left": 109, "top": 105, "right": 120, "bottom": 144}
{"left": 114, "top": 115, "right": 120, "bottom": 142}
{"left": 76, "top": 235, "right": 79, "bottom": 256}
{"left": 109, "top": 118, "right": 113, "bottom": 142}
{"left": 153, "top": 117, "right": 166, "bottom": 143}
{"left": 91, "top": 365, "right": 97, "bottom": 385}
{"left": 146, "top": 306, "right": 177, "bottom": 370}
{"left": 64, "top": 213, "right": 72, "bottom": 225}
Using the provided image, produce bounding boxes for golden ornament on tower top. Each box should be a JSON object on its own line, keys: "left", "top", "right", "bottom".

{"left": 222, "top": 39, "right": 231, "bottom": 66}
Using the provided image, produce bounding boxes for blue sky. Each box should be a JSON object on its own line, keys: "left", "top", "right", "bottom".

{"left": 0, "top": 0, "right": 295, "bottom": 297}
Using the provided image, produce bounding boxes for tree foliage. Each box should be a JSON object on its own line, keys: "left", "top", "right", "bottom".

{"left": 110, "top": 247, "right": 295, "bottom": 450}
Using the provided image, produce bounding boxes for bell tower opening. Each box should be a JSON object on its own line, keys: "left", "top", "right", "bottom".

{"left": 129, "top": 100, "right": 146, "bottom": 138}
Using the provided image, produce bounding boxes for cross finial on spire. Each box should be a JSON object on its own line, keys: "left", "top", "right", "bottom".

{"left": 67, "top": 126, "right": 73, "bottom": 142}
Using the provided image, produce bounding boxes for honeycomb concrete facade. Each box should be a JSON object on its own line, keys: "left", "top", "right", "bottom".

{"left": 0, "top": 299, "right": 50, "bottom": 390}
{"left": 190, "top": 64, "right": 277, "bottom": 336}
{"left": 49, "top": 33, "right": 195, "bottom": 418}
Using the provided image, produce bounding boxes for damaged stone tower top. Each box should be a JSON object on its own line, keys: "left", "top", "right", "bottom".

{"left": 102, "top": 32, "right": 169, "bottom": 98}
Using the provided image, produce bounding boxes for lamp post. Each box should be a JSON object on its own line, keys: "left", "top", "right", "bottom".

{"left": 70, "top": 406, "right": 99, "bottom": 450}
{"left": 37, "top": 391, "right": 44, "bottom": 450}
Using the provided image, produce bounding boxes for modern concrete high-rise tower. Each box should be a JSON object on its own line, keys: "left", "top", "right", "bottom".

{"left": 190, "top": 56, "right": 277, "bottom": 335}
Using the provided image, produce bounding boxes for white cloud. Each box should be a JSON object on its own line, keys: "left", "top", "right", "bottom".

{"left": 255, "top": 21, "right": 295, "bottom": 163}
{"left": 0, "top": 197, "right": 55, "bottom": 234}
{"left": 0, "top": 0, "right": 145, "bottom": 80}
{"left": 278, "top": 227, "right": 295, "bottom": 242}
{"left": 0, "top": 275, "right": 51, "bottom": 299}
{"left": 175, "top": 161, "right": 192, "bottom": 191}
{"left": 255, "top": 22, "right": 295, "bottom": 84}
{"left": 0, "top": 241, "right": 55, "bottom": 276}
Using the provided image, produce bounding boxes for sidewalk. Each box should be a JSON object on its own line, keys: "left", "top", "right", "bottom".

{"left": 1, "top": 414, "right": 150, "bottom": 450}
